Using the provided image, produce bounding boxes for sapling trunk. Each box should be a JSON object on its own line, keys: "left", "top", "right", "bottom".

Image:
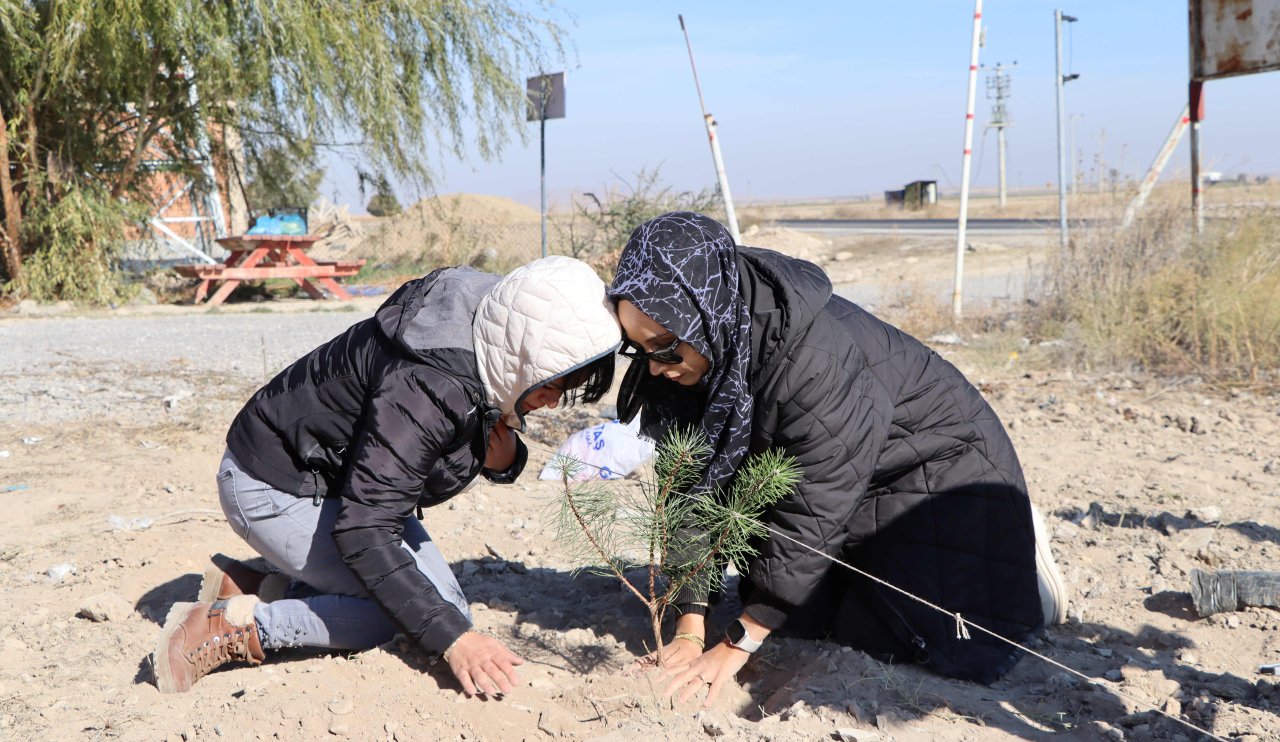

{"left": 553, "top": 428, "right": 800, "bottom": 669}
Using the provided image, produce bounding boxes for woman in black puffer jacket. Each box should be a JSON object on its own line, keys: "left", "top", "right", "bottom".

{"left": 608, "top": 212, "right": 1066, "bottom": 705}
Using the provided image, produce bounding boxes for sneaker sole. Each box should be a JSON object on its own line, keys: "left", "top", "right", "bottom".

{"left": 152, "top": 602, "right": 196, "bottom": 694}
{"left": 1030, "top": 504, "right": 1069, "bottom": 625}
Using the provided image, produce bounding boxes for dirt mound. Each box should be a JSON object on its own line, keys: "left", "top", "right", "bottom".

{"left": 741, "top": 223, "right": 830, "bottom": 262}
{"left": 316, "top": 193, "right": 543, "bottom": 268}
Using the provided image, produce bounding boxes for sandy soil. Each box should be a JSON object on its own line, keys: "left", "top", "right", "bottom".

{"left": 3, "top": 224, "right": 1279, "bottom": 741}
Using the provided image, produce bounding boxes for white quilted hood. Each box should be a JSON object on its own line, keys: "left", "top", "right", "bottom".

{"left": 473, "top": 256, "right": 621, "bottom": 428}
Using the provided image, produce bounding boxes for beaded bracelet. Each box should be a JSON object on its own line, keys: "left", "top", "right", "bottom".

{"left": 673, "top": 633, "right": 706, "bottom": 650}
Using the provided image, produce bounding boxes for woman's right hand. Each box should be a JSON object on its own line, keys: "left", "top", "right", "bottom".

{"left": 630, "top": 613, "right": 706, "bottom": 672}
{"left": 645, "top": 634, "right": 705, "bottom": 669}
{"left": 445, "top": 631, "right": 525, "bottom": 697}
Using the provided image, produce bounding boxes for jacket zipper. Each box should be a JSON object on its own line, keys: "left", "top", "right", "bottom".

{"left": 872, "top": 584, "right": 930, "bottom": 664}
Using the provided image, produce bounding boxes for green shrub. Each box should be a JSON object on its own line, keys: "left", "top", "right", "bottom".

{"left": 560, "top": 167, "right": 721, "bottom": 278}
{"left": 17, "top": 182, "right": 145, "bottom": 304}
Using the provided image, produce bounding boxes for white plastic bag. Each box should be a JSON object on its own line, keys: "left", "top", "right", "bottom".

{"left": 538, "top": 418, "right": 655, "bottom": 482}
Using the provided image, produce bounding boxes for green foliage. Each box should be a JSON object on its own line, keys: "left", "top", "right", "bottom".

{"left": 561, "top": 167, "right": 721, "bottom": 277}
{"left": 553, "top": 428, "right": 801, "bottom": 663}
{"left": 243, "top": 141, "right": 325, "bottom": 213}
{"left": 0, "top": 0, "right": 564, "bottom": 296}
{"left": 365, "top": 177, "right": 403, "bottom": 218}
{"left": 17, "top": 179, "right": 146, "bottom": 303}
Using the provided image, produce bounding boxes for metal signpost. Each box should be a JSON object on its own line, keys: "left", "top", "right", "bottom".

{"left": 527, "top": 72, "right": 566, "bottom": 258}
{"left": 1188, "top": 0, "right": 1280, "bottom": 235}
{"left": 678, "top": 15, "right": 741, "bottom": 244}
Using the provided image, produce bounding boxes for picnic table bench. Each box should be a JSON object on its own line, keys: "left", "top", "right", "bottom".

{"left": 174, "top": 234, "right": 365, "bottom": 306}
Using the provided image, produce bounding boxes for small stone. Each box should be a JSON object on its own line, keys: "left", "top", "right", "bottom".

{"left": 46, "top": 563, "right": 76, "bottom": 582}
{"left": 1227, "top": 615, "right": 1241, "bottom": 629}
{"left": 698, "top": 710, "right": 727, "bottom": 737}
{"left": 1090, "top": 720, "right": 1125, "bottom": 740}
{"left": 327, "top": 698, "right": 354, "bottom": 715}
{"left": 1186, "top": 506, "right": 1221, "bottom": 524}
{"left": 1094, "top": 647, "right": 1113, "bottom": 658}
{"left": 833, "top": 251, "right": 853, "bottom": 262}
{"left": 1104, "top": 669, "right": 1124, "bottom": 682}
{"left": 329, "top": 722, "right": 349, "bottom": 736}
{"left": 835, "top": 729, "right": 880, "bottom": 742}
{"left": 77, "top": 593, "right": 134, "bottom": 622}
{"left": 781, "top": 700, "right": 811, "bottom": 721}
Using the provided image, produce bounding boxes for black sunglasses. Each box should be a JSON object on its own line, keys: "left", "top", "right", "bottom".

{"left": 619, "top": 336, "right": 684, "bottom": 365}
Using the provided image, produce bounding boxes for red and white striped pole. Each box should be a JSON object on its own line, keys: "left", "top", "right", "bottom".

{"left": 952, "top": 0, "right": 983, "bottom": 320}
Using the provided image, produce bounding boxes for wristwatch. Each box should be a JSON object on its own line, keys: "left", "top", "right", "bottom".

{"left": 725, "top": 618, "right": 763, "bottom": 653}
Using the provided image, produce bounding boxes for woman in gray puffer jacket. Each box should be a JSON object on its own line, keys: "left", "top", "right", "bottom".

{"left": 152, "top": 256, "right": 620, "bottom": 698}
{"left": 608, "top": 212, "right": 1066, "bottom": 706}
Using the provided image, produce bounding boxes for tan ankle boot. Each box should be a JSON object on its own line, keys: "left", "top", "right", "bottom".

{"left": 153, "top": 596, "right": 266, "bottom": 693}
{"left": 199, "top": 553, "right": 289, "bottom": 603}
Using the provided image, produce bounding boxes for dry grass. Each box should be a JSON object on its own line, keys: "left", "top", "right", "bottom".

{"left": 744, "top": 181, "right": 1280, "bottom": 223}
{"left": 1031, "top": 196, "right": 1280, "bottom": 383}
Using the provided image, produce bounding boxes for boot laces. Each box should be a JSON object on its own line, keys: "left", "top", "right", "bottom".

{"left": 188, "top": 625, "right": 252, "bottom": 679}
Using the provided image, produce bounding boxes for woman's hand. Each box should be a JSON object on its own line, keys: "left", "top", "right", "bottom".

{"left": 662, "top": 641, "right": 752, "bottom": 708}
{"left": 484, "top": 418, "right": 517, "bottom": 472}
{"left": 632, "top": 632, "right": 705, "bottom": 672}
{"left": 445, "top": 631, "right": 525, "bottom": 697}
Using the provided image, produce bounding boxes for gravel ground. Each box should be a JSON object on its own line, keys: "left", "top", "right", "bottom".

{"left": 3, "top": 300, "right": 1280, "bottom": 742}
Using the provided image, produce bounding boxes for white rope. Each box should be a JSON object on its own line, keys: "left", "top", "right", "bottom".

{"left": 526, "top": 441, "right": 1229, "bottom": 741}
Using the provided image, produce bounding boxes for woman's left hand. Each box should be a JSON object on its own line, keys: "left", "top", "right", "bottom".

{"left": 662, "top": 640, "right": 751, "bottom": 708}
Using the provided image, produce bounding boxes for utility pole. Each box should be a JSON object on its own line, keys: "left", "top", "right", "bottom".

{"left": 952, "top": 0, "right": 983, "bottom": 320}
{"left": 679, "top": 15, "right": 740, "bottom": 243}
{"left": 1068, "top": 113, "right": 1083, "bottom": 195}
{"left": 985, "top": 62, "right": 1015, "bottom": 209}
{"left": 1054, "top": 10, "right": 1079, "bottom": 252}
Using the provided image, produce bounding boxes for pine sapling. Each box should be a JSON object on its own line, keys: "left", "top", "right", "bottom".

{"left": 552, "top": 428, "right": 800, "bottom": 666}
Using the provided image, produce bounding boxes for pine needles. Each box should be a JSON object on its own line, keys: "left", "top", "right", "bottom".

{"left": 552, "top": 428, "right": 801, "bottom": 665}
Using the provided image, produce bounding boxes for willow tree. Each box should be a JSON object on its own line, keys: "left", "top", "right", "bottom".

{"left": 0, "top": 0, "right": 562, "bottom": 299}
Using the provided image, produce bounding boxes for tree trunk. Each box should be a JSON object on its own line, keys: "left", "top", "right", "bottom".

{"left": 0, "top": 104, "right": 22, "bottom": 286}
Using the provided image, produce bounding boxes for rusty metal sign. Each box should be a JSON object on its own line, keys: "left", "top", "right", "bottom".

{"left": 1190, "top": 0, "right": 1280, "bottom": 80}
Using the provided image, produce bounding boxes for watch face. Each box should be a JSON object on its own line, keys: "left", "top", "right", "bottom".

{"left": 727, "top": 620, "right": 748, "bottom": 645}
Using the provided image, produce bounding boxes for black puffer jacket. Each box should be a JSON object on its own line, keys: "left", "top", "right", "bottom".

{"left": 226, "top": 266, "right": 523, "bottom": 654}
{"left": 736, "top": 247, "right": 1041, "bottom": 681}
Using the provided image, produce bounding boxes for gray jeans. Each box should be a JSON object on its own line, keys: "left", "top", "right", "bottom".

{"left": 216, "top": 449, "right": 471, "bottom": 651}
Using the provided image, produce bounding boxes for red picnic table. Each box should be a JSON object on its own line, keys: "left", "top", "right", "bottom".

{"left": 174, "top": 235, "right": 365, "bottom": 306}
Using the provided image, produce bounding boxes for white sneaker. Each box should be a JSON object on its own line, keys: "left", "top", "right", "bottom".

{"left": 1030, "top": 503, "right": 1068, "bottom": 625}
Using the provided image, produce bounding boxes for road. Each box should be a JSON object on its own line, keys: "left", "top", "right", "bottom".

{"left": 777, "top": 217, "right": 1062, "bottom": 236}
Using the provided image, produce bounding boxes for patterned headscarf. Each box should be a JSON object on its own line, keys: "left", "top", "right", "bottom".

{"left": 608, "top": 212, "right": 753, "bottom": 496}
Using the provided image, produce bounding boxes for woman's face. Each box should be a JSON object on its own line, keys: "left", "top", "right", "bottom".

{"left": 520, "top": 381, "right": 565, "bottom": 414}
{"left": 616, "top": 300, "right": 711, "bottom": 386}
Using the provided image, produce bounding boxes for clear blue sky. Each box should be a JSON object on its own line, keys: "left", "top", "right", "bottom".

{"left": 321, "top": 0, "right": 1280, "bottom": 212}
